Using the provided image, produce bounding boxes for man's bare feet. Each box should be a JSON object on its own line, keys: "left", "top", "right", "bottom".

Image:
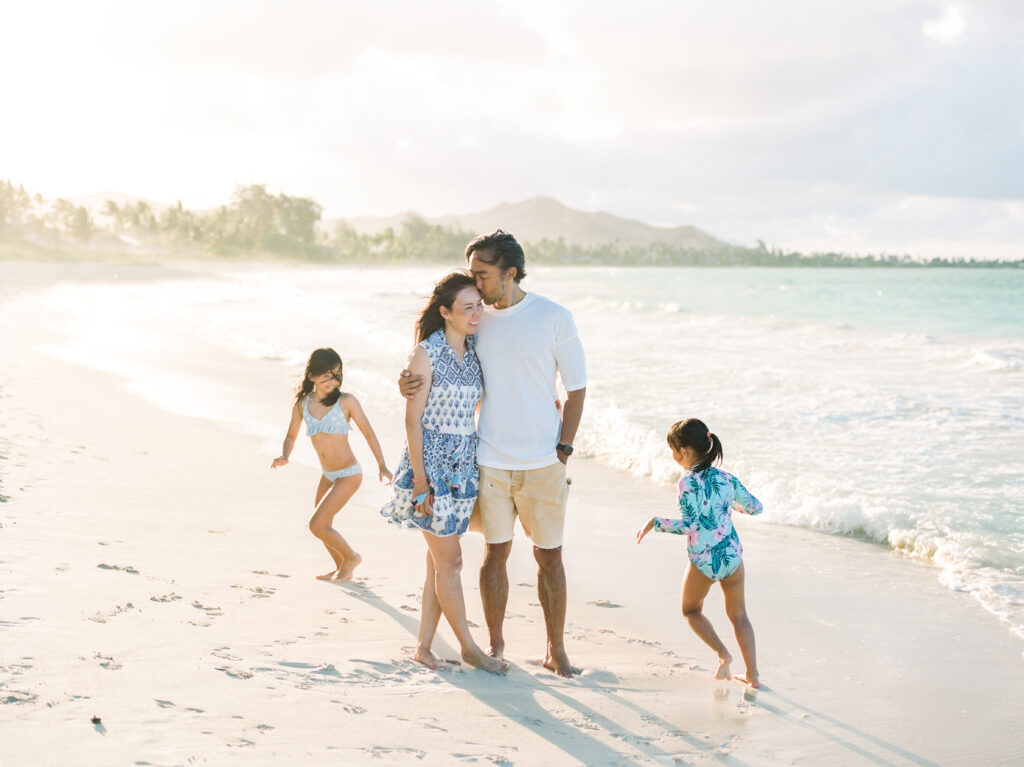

{"left": 336, "top": 553, "right": 362, "bottom": 581}
{"left": 542, "top": 647, "right": 579, "bottom": 678}
{"left": 316, "top": 569, "right": 340, "bottom": 581}
{"left": 462, "top": 648, "right": 510, "bottom": 676}
{"left": 412, "top": 646, "right": 440, "bottom": 670}
{"left": 733, "top": 672, "right": 760, "bottom": 688}
{"left": 714, "top": 652, "right": 734, "bottom": 680}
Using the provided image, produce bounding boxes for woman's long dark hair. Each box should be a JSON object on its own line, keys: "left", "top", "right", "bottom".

{"left": 296, "top": 347, "right": 343, "bottom": 406}
{"left": 415, "top": 270, "right": 478, "bottom": 343}
{"left": 667, "top": 418, "right": 723, "bottom": 473}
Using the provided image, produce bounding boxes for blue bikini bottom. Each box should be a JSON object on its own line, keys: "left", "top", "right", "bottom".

{"left": 323, "top": 463, "right": 362, "bottom": 482}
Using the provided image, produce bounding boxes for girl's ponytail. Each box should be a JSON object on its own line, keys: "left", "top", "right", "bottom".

{"left": 667, "top": 418, "right": 723, "bottom": 473}
{"left": 693, "top": 431, "right": 722, "bottom": 473}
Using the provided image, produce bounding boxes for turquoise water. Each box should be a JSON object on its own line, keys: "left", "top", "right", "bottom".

{"left": 22, "top": 264, "right": 1024, "bottom": 639}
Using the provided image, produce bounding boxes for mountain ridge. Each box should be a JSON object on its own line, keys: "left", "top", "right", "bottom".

{"left": 331, "top": 195, "right": 729, "bottom": 251}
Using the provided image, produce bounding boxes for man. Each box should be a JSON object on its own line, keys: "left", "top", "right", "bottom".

{"left": 400, "top": 229, "right": 586, "bottom": 677}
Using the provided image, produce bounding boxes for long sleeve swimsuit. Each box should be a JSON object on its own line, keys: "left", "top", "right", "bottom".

{"left": 653, "top": 466, "right": 763, "bottom": 581}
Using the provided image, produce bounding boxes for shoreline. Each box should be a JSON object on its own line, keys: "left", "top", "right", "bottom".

{"left": 2, "top": 261, "right": 1023, "bottom": 765}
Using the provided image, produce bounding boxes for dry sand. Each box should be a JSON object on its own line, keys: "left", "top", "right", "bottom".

{"left": 1, "top": 261, "right": 1022, "bottom": 766}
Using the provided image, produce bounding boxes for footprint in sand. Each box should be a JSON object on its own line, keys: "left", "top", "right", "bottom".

{"left": 587, "top": 599, "right": 622, "bottom": 608}
{"left": 88, "top": 603, "right": 135, "bottom": 623}
{"left": 155, "top": 699, "right": 175, "bottom": 708}
{"left": 150, "top": 593, "right": 182, "bottom": 603}
{"left": 231, "top": 585, "right": 276, "bottom": 599}
{"left": 215, "top": 666, "right": 253, "bottom": 680}
{"left": 203, "top": 732, "right": 254, "bottom": 748}
{"left": 96, "top": 563, "right": 139, "bottom": 575}
{"left": 626, "top": 637, "right": 660, "bottom": 647}
{"left": 94, "top": 653, "right": 122, "bottom": 670}
{"left": 336, "top": 703, "right": 367, "bottom": 714}
{"left": 364, "top": 747, "right": 426, "bottom": 760}
{"left": 211, "top": 648, "right": 241, "bottom": 662}
{"left": 192, "top": 601, "right": 223, "bottom": 616}
{"left": 2, "top": 691, "right": 38, "bottom": 705}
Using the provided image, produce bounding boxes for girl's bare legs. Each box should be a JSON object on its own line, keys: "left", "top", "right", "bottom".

{"left": 681, "top": 563, "right": 733, "bottom": 679}
{"left": 309, "top": 474, "right": 363, "bottom": 580}
{"left": 421, "top": 531, "right": 509, "bottom": 676}
{"left": 413, "top": 550, "right": 443, "bottom": 669}
{"left": 720, "top": 563, "right": 759, "bottom": 687}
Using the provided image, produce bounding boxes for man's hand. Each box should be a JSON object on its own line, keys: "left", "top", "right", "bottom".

{"left": 398, "top": 369, "right": 425, "bottom": 399}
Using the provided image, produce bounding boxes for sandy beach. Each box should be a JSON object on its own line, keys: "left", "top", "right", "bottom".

{"left": 2, "top": 261, "right": 1022, "bottom": 766}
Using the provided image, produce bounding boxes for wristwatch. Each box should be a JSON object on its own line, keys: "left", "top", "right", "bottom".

{"left": 557, "top": 443, "right": 574, "bottom": 456}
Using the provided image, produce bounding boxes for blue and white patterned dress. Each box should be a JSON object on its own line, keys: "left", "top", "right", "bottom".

{"left": 380, "top": 329, "right": 482, "bottom": 536}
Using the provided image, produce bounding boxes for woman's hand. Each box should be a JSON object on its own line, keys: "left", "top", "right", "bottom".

{"left": 271, "top": 456, "right": 288, "bottom": 469}
{"left": 415, "top": 491, "right": 434, "bottom": 517}
{"left": 398, "top": 369, "right": 425, "bottom": 399}
{"left": 379, "top": 466, "right": 393, "bottom": 485}
{"left": 636, "top": 517, "right": 655, "bottom": 543}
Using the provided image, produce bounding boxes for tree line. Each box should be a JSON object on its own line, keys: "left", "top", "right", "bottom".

{"left": 2, "top": 180, "right": 1019, "bottom": 267}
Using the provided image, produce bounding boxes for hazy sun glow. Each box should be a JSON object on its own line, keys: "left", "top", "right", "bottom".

{"left": 1, "top": 0, "right": 1022, "bottom": 258}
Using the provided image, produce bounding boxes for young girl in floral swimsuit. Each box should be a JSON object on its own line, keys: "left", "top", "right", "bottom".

{"left": 636, "top": 418, "right": 763, "bottom": 688}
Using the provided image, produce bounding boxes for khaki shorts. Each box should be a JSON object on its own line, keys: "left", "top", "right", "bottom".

{"left": 474, "top": 462, "right": 569, "bottom": 549}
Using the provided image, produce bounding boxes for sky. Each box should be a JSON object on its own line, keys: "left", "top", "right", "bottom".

{"left": 2, "top": 0, "right": 1022, "bottom": 258}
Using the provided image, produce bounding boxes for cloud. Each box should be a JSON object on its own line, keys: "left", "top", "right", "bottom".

{"left": 923, "top": 3, "right": 965, "bottom": 43}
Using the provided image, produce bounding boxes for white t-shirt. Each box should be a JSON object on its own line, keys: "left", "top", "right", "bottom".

{"left": 475, "top": 292, "right": 587, "bottom": 470}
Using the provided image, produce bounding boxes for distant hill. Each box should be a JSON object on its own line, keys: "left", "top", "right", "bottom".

{"left": 332, "top": 196, "right": 728, "bottom": 250}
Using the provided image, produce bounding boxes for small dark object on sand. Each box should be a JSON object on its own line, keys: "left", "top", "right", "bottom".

{"left": 91, "top": 716, "right": 101, "bottom": 724}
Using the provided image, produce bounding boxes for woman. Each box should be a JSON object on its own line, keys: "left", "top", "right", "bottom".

{"left": 381, "top": 271, "right": 508, "bottom": 676}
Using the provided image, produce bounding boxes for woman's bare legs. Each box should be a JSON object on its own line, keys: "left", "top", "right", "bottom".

{"left": 421, "top": 531, "right": 508, "bottom": 676}
{"left": 720, "top": 563, "right": 759, "bottom": 687}
{"left": 413, "top": 549, "right": 443, "bottom": 668}
{"left": 681, "top": 563, "right": 733, "bottom": 679}
{"left": 309, "top": 474, "right": 362, "bottom": 580}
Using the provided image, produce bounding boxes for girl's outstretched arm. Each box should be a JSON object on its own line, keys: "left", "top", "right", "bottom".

{"left": 271, "top": 402, "right": 303, "bottom": 468}
{"left": 644, "top": 480, "right": 697, "bottom": 535}
{"left": 345, "top": 394, "right": 393, "bottom": 484}
{"left": 729, "top": 475, "right": 763, "bottom": 516}
{"left": 636, "top": 517, "right": 656, "bottom": 542}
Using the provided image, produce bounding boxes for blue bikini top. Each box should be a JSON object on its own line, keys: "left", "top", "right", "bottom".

{"left": 303, "top": 395, "right": 351, "bottom": 437}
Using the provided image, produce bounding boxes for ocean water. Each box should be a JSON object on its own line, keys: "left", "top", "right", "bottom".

{"left": 22, "top": 264, "right": 1024, "bottom": 639}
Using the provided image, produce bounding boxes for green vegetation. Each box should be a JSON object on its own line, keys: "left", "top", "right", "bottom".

{"left": 2, "top": 180, "right": 1019, "bottom": 267}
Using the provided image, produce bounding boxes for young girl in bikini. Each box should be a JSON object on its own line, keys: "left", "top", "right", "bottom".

{"left": 636, "top": 418, "right": 763, "bottom": 687}
{"left": 272, "top": 348, "right": 392, "bottom": 581}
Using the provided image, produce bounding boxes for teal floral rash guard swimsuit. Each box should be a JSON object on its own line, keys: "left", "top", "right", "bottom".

{"left": 653, "top": 466, "right": 763, "bottom": 581}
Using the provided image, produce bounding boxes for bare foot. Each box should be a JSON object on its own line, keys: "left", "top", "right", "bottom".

{"left": 733, "top": 672, "right": 760, "bottom": 688}
{"left": 487, "top": 640, "right": 505, "bottom": 660}
{"left": 542, "top": 647, "right": 580, "bottom": 678}
{"left": 316, "top": 569, "right": 340, "bottom": 581}
{"left": 335, "top": 553, "right": 362, "bottom": 581}
{"left": 714, "top": 652, "right": 733, "bottom": 680}
{"left": 462, "top": 648, "right": 510, "bottom": 676}
{"left": 412, "top": 646, "right": 440, "bottom": 670}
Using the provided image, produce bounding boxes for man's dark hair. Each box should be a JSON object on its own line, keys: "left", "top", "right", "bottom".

{"left": 465, "top": 229, "right": 527, "bottom": 283}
